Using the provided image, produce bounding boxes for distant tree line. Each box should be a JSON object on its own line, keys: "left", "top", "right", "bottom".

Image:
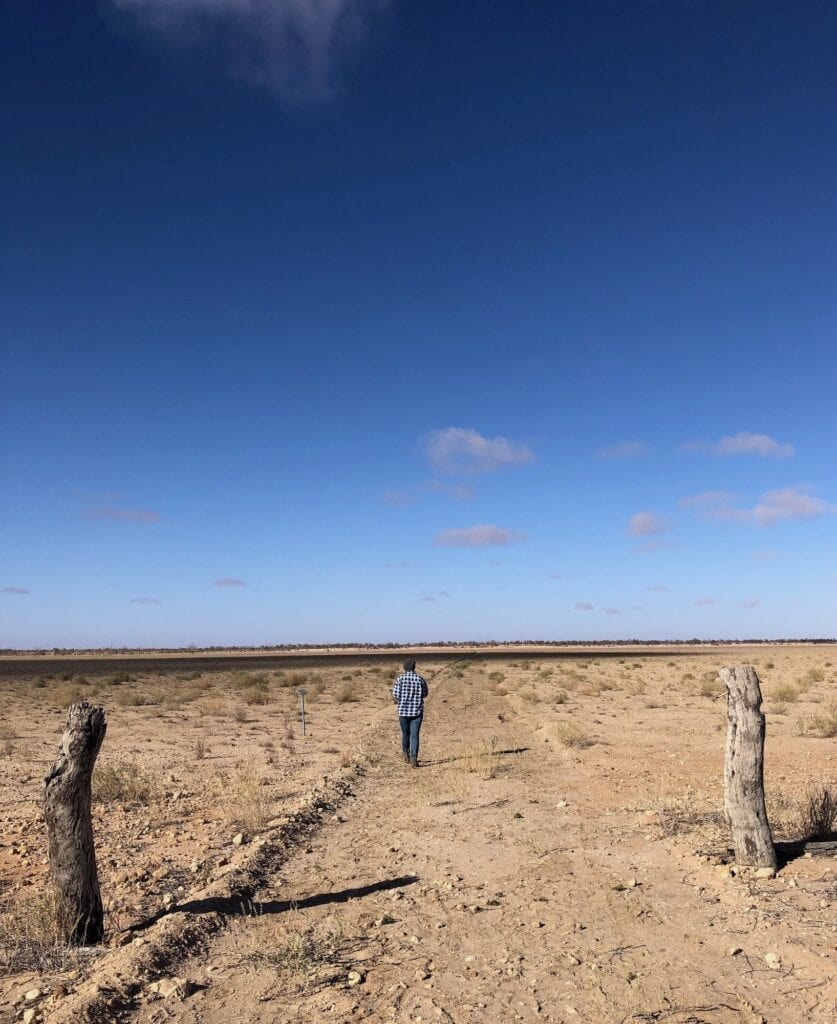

{"left": 3, "top": 636, "right": 835, "bottom": 656}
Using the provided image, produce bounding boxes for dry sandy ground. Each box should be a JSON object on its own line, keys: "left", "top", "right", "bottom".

{"left": 0, "top": 646, "right": 835, "bottom": 1023}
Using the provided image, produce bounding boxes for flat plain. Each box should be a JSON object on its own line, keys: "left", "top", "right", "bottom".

{"left": 0, "top": 644, "right": 835, "bottom": 1023}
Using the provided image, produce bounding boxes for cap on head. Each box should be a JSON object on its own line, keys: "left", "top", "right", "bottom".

{"left": 403, "top": 658, "right": 416, "bottom": 672}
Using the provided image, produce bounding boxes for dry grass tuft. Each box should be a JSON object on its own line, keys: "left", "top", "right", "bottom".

{"left": 459, "top": 737, "right": 500, "bottom": 779}
{"left": 215, "top": 764, "right": 271, "bottom": 833}
{"left": 698, "top": 675, "right": 720, "bottom": 698}
{"left": 51, "top": 682, "right": 87, "bottom": 707}
{"left": 239, "top": 912, "right": 343, "bottom": 989}
{"left": 798, "top": 703, "right": 837, "bottom": 738}
{"left": 201, "top": 696, "right": 226, "bottom": 715}
{"left": 771, "top": 682, "right": 799, "bottom": 704}
{"left": 0, "top": 725, "right": 14, "bottom": 758}
{"left": 335, "top": 681, "right": 360, "bottom": 703}
{"left": 93, "top": 760, "right": 160, "bottom": 805}
{"left": 799, "top": 781, "right": 837, "bottom": 840}
{"left": 284, "top": 671, "right": 310, "bottom": 688}
{"left": 653, "top": 794, "right": 726, "bottom": 839}
{"left": 241, "top": 680, "right": 271, "bottom": 705}
{"left": 114, "top": 688, "right": 154, "bottom": 707}
{"left": 0, "top": 888, "right": 82, "bottom": 974}
{"left": 768, "top": 781, "right": 837, "bottom": 841}
{"left": 552, "top": 721, "right": 594, "bottom": 748}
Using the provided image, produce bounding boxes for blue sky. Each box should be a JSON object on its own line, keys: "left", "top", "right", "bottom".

{"left": 2, "top": 1, "right": 836, "bottom": 648}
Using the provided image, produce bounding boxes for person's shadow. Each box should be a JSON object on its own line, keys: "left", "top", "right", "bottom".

{"left": 124, "top": 874, "right": 419, "bottom": 934}
{"left": 420, "top": 746, "right": 529, "bottom": 767}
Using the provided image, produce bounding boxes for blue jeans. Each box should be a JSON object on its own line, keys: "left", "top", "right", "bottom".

{"left": 399, "top": 714, "right": 423, "bottom": 761}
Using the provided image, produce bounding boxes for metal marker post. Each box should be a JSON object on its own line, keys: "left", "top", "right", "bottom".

{"left": 297, "top": 688, "right": 307, "bottom": 737}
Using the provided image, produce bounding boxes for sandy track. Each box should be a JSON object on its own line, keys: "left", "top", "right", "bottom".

{"left": 65, "top": 666, "right": 835, "bottom": 1024}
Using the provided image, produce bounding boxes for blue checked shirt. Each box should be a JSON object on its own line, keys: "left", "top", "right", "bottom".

{"left": 392, "top": 671, "right": 428, "bottom": 717}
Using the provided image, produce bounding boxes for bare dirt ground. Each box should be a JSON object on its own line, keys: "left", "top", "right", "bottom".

{"left": 1, "top": 646, "right": 835, "bottom": 1023}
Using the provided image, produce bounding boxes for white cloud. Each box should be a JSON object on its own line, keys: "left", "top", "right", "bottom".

{"left": 682, "top": 486, "right": 828, "bottom": 527}
{"left": 682, "top": 431, "right": 794, "bottom": 457}
{"left": 752, "top": 488, "right": 827, "bottom": 525}
{"left": 740, "top": 598, "right": 762, "bottom": 608}
{"left": 110, "top": 0, "right": 389, "bottom": 103}
{"left": 574, "top": 601, "right": 594, "bottom": 611}
{"left": 628, "top": 511, "right": 669, "bottom": 537}
{"left": 383, "top": 489, "right": 414, "bottom": 507}
{"left": 1, "top": 586, "right": 29, "bottom": 595}
{"left": 603, "top": 607, "right": 620, "bottom": 615}
{"left": 752, "top": 549, "right": 781, "bottom": 561}
{"left": 634, "top": 540, "right": 670, "bottom": 553}
{"left": 598, "top": 440, "right": 648, "bottom": 460}
{"left": 130, "top": 596, "right": 161, "bottom": 604}
{"left": 433, "top": 524, "right": 526, "bottom": 548}
{"left": 695, "top": 596, "right": 716, "bottom": 606}
{"left": 678, "top": 490, "right": 735, "bottom": 509}
{"left": 646, "top": 585, "right": 669, "bottom": 592}
{"left": 384, "top": 479, "right": 474, "bottom": 507}
{"left": 213, "top": 577, "right": 246, "bottom": 587}
{"left": 424, "top": 428, "right": 534, "bottom": 476}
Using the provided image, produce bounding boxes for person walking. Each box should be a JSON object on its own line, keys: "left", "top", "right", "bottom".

{"left": 392, "top": 658, "right": 428, "bottom": 767}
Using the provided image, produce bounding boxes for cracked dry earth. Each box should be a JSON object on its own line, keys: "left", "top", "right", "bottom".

{"left": 83, "top": 662, "right": 834, "bottom": 1024}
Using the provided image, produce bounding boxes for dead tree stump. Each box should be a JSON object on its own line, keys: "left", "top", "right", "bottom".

{"left": 43, "top": 701, "right": 107, "bottom": 944}
{"left": 720, "top": 665, "right": 777, "bottom": 870}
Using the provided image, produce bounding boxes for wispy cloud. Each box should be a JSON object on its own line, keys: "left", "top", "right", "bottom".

{"left": 547, "top": 572, "right": 562, "bottom": 580}
{"left": 424, "top": 428, "right": 534, "bottom": 476}
{"left": 682, "top": 431, "right": 794, "bottom": 458}
{"left": 598, "top": 440, "right": 648, "bottom": 460}
{"left": 695, "top": 596, "right": 716, "bottom": 606}
{"left": 383, "top": 489, "right": 414, "bottom": 508}
{"left": 130, "top": 596, "right": 161, "bottom": 605}
{"left": 384, "top": 479, "right": 474, "bottom": 507}
{"left": 213, "top": 577, "right": 246, "bottom": 587}
{"left": 1, "top": 586, "right": 29, "bottom": 595}
{"left": 109, "top": 0, "right": 389, "bottom": 104}
{"left": 574, "top": 601, "right": 594, "bottom": 611}
{"left": 84, "top": 505, "right": 162, "bottom": 523}
{"left": 740, "top": 598, "right": 762, "bottom": 608}
{"left": 418, "top": 590, "right": 450, "bottom": 603}
{"left": 750, "top": 488, "right": 827, "bottom": 525}
{"left": 433, "top": 524, "right": 526, "bottom": 548}
{"left": 628, "top": 511, "right": 669, "bottom": 537}
{"left": 603, "top": 607, "right": 620, "bottom": 615}
{"left": 634, "top": 540, "right": 670, "bottom": 553}
{"left": 678, "top": 490, "right": 735, "bottom": 509}
{"left": 681, "top": 486, "right": 828, "bottom": 526}
{"left": 385, "top": 560, "right": 420, "bottom": 570}
{"left": 752, "top": 549, "right": 781, "bottom": 561}
{"left": 645, "top": 584, "right": 669, "bottom": 592}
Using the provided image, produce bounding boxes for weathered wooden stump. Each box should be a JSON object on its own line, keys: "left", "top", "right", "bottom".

{"left": 720, "top": 665, "right": 777, "bottom": 870}
{"left": 43, "top": 701, "right": 107, "bottom": 944}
